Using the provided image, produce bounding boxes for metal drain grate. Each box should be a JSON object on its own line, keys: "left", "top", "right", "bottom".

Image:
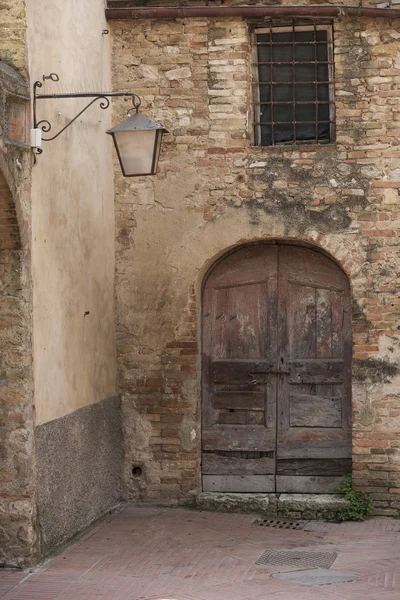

{"left": 254, "top": 519, "right": 308, "bottom": 530}
{"left": 255, "top": 549, "right": 338, "bottom": 569}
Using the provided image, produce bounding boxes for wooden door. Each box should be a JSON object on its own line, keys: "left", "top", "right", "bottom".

{"left": 276, "top": 246, "right": 352, "bottom": 493}
{"left": 202, "top": 244, "right": 352, "bottom": 494}
{"left": 202, "top": 246, "right": 278, "bottom": 492}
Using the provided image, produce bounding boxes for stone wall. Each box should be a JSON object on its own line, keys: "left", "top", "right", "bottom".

{"left": 0, "top": 61, "right": 35, "bottom": 565}
{"left": 112, "top": 14, "right": 400, "bottom": 514}
{"left": 0, "top": 1, "right": 27, "bottom": 74}
{"left": 0, "top": 248, "right": 35, "bottom": 566}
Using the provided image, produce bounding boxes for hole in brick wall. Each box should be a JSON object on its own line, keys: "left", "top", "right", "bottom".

{"left": 132, "top": 466, "right": 142, "bottom": 477}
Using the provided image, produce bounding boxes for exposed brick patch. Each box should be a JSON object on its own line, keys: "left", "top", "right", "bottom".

{"left": 0, "top": 171, "right": 20, "bottom": 249}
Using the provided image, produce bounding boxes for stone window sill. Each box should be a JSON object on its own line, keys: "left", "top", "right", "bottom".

{"left": 248, "top": 144, "right": 337, "bottom": 154}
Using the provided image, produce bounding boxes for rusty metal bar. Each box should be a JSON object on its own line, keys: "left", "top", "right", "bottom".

{"left": 255, "top": 81, "right": 331, "bottom": 84}
{"left": 255, "top": 101, "right": 334, "bottom": 105}
{"left": 255, "top": 62, "right": 334, "bottom": 65}
{"left": 255, "top": 121, "right": 331, "bottom": 124}
{"left": 314, "top": 21, "right": 319, "bottom": 143}
{"left": 106, "top": 5, "right": 400, "bottom": 20}
{"left": 292, "top": 19, "right": 296, "bottom": 144}
{"left": 269, "top": 19, "right": 274, "bottom": 144}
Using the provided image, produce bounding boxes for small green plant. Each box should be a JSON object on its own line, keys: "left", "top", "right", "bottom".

{"left": 276, "top": 502, "right": 289, "bottom": 517}
{"left": 336, "top": 474, "right": 373, "bottom": 522}
{"left": 393, "top": 509, "right": 400, "bottom": 520}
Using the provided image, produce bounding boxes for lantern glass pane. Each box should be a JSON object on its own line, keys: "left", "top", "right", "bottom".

{"left": 153, "top": 131, "right": 163, "bottom": 173}
{"left": 114, "top": 129, "right": 157, "bottom": 176}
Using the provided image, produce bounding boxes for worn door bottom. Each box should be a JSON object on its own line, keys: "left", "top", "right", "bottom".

{"left": 202, "top": 474, "right": 275, "bottom": 493}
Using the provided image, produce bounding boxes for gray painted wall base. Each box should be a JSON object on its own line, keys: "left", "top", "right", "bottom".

{"left": 196, "top": 492, "right": 348, "bottom": 520}
{"left": 35, "top": 396, "right": 122, "bottom": 556}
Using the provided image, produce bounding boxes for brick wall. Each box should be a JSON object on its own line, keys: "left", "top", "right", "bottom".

{"left": 112, "top": 14, "right": 400, "bottom": 514}
{"left": 0, "top": 172, "right": 21, "bottom": 250}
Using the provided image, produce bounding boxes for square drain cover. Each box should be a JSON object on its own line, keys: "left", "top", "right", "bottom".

{"left": 256, "top": 549, "right": 337, "bottom": 569}
{"left": 273, "top": 568, "right": 359, "bottom": 586}
{"left": 254, "top": 519, "right": 307, "bottom": 530}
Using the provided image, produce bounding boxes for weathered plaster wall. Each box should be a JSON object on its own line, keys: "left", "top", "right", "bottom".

{"left": 112, "top": 15, "right": 400, "bottom": 514}
{"left": 25, "top": 0, "right": 120, "bottom": 557}
{"left": 26, "top": 0, "right": 116, "bottom": 425}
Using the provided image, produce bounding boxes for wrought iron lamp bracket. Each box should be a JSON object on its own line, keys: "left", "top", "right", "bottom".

{"left": 33, "top": 73, "right": 141, "bottom": 153}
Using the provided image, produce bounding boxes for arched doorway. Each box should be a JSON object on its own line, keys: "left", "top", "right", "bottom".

{"left": 202, "top": 243, "right": 352, "bottom": 493}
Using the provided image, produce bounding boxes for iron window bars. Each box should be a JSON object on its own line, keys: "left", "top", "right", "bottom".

{"left": 252, "top": 20, "right": 335, "bottom": 146}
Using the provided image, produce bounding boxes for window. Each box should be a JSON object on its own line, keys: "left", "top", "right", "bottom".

{"left": 253, "top": 21, "right": 335, "bottom": 146}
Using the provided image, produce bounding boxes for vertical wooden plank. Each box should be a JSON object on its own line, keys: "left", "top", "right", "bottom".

{"left": 266, "top": 248, "right": 278, "bottom": 433}
{"left": 203, "top": 285, "right": 217, "bottom": 428}
{"left": 277, "top": 247, "right": 289, "bottom": 435}
{"left": 289, "top": 283, "right": 316, "bottom": 359}
{"left": 316, "top": 288, "right": 332, "bottom": 399}
{"left": 226, "top": 282, "right": 266, "bottom": 359}
{"left": 213, "top": 287, "right": 230, "bottom": 360}
{"left": 316, "top": 288, "right": 332, "bottom": 359}
{"left": 331, "top": 291, "right": 343, "bottom": 359}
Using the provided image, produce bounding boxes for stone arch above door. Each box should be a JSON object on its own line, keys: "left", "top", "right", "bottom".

{"left": 202, "top": 243, "right": 352, "bottom": 494}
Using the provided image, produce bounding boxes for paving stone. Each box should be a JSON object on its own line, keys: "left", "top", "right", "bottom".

{"left": 1, "top": 508, "right": 400, "bottom": 599}
{"left": 196, "top": 492, "right": 276, "bottom": 515}
{"left": 272, "top": 568, "right": 360, "bottom": 586}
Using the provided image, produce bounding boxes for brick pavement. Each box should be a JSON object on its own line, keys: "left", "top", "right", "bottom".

{"left": 1, "top": 507, "right": 400, "bottom": 599}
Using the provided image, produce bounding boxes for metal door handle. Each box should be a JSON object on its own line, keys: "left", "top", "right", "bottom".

{"left": 250, "top": 377, "right": 268, "bottom": 385}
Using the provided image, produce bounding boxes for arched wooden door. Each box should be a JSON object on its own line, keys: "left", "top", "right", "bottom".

{"left": 202, "top": 244, "right": 352, "bottom": 493}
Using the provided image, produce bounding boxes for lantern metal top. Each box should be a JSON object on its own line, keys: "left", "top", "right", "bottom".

{"left": 106, "top": 112, "right": 168, "bottom": 135}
